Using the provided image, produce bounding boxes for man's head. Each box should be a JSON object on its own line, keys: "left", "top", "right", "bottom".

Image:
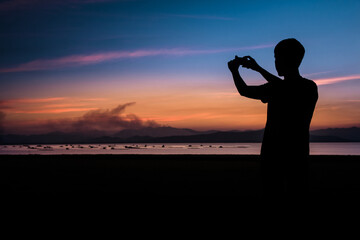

{"left": 274, "top": 38, "right": 305, "bottom": 76}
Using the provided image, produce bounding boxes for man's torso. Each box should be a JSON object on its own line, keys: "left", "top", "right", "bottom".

{"left": 260, "top": 78, "right": 318, "bottom": 157}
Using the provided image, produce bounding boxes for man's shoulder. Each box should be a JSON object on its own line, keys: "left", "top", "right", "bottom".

{"left": 267, "top": 78, "right": 317, "bottom": 88}
{"left": 301, "top": 77, "right": 318, "bottom": 89}
{"left": 261, "top": 78, "right": 318, "bottom": 92}
{"left": 301, "top": 78, "right": 318, "bottom": 101}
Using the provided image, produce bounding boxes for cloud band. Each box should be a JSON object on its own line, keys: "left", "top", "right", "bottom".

{"left": 0, "top": 44, "right": 274, "bottom": 73}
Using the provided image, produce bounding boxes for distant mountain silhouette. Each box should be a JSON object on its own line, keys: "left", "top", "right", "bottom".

{"left": 113, "top": 126, "right": 217, "bottom": 138}
{"left": 91, "top": 129, "right": 264, "bottom": 143}
{"left": 1, "top": 127, "right": 359, "bottom": 144}
{"left": 310, "top": 127, "right": 360, "bottom": 141}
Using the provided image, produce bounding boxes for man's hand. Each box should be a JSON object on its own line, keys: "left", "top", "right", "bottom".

{"left": 228, "top": 55, "right": 242, "bottom": 73}
{"left": 241, "top": 56, "right": 261, "bottom": 72}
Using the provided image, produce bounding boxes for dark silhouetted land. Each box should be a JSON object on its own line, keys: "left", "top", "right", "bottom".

{"left": 1, "top": 154, "right": 360, "bottom": 198}
{"left": 1, "top": 127, "right": 359, "bottom": 144}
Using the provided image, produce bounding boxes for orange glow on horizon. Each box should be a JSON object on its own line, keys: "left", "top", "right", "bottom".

{"left": 1, "top": 73, "right": 360, "bottom": 134}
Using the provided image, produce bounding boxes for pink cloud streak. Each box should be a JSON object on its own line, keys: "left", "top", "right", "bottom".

{"left": 314, "top": 75, "right": 360, "bottom": 86}
{"left": 1, "top": 97, "right": 65, "bottom": 104}
{"left": 0, "top": 97, "right": 107, "bottom": 113}
{"left": 10, "top": 108, "right": 97, "bottom": 114}
{"left": 0, "top": 45, "right": 274, "bottom": 73}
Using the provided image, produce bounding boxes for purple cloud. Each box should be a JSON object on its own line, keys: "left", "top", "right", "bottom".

{"left": 0, "top": 44, "right": 274, "bottom": 73}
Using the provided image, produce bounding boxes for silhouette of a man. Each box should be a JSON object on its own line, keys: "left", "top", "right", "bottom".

{"left": 228, "top": 38, "right": 318, "bottom": 199}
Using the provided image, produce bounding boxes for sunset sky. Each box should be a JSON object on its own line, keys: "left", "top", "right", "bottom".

{"left": 1, "top": 0, "right": 360, "bottom": 134}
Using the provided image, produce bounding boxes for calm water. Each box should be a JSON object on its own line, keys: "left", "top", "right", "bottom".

{"left": 1, "top": 142, "right": 360, "bottom": 155}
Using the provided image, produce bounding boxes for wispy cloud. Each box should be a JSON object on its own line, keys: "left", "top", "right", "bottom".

{"left": 166, "top": 14, "right": 236, "bottom": 21}
{"left": 314, "top": 74, "right": 360, "bottom": 86}
{"left": 0, "top": 97, "right": 66, "bottom": 110}
{"left": 145, "top": 113, "right": 214, "bottom": 122}
{"left": 11, "top": 108, "right": 97, "bottom": 114}
{"left": 0, "top": 0, "right": 116, "bottom": 11}
{"left": 303, "top": 71, "right": 334, "bottom": 77}
{"left": 0, "top": 111, "right": 5, "bottom": 134}
{"left": 212, "top": 92, "right": 239, "bottom": 98}
{"left": 0, "top": 97, "right": 107, "bottom": 114}
{"left": 0, "top": 44, "right": 274, "bottom": 73}
{"left": 1, "top": 97, "right": 66, "bottom": 104}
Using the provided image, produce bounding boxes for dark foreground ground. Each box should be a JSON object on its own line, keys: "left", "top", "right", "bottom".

{"left": 1, "top": 154, "right": 360, "bottom": 198}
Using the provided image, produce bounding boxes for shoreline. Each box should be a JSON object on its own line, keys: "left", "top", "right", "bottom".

{"left": 2, "top": 142, "right": 360, "bottom": 156}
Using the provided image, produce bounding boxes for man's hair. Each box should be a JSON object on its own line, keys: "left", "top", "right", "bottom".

{"left": 274, "top": 38, "right": 305, "bottom": 67}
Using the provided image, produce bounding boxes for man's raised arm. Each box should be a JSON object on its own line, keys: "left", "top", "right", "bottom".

{"left": 240, "top": 56, "right": 281, "bottom": 83}
{"left": 228, "top": 56, "right": 267, "bottom": 100}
